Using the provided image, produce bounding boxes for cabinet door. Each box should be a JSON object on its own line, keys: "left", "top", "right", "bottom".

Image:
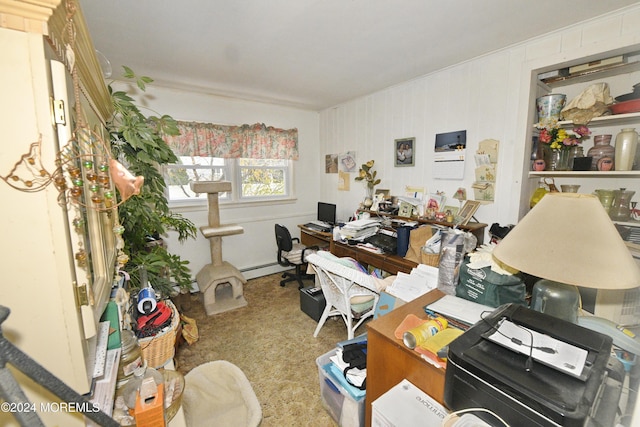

{"left": 51, "top": 59, "right": 116, "bottom": 341}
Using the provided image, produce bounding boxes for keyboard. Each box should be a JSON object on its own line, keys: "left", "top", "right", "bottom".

{"left": 304, "top": 222, "right": 331, "bottom": 232}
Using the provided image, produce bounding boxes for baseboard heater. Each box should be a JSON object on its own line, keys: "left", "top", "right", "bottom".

{"left": 240, "top": 262, "right": 289, "bottom": 280}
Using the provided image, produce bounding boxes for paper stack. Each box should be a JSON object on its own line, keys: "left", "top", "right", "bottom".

{"left": 339, "top": 218, "right": 380, "bottom": 240}
{"left": 384, "top": 264, "right": 439, "bottom": 302}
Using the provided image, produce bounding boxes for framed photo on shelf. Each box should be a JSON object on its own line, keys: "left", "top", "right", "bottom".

{"left": 458, "top": 200, "right": 481, "bottom": 225}
{"left": 394, "top": 137, "right": 415, "bottom": 167}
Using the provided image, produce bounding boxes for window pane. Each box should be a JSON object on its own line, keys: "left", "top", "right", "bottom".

{"left": 239, "top": 158, "right": 287, "bottom": 198}
{"left": 165, "top": 162, "right": 228, "bottom": 201}
{"left": 164, "top": 157, "right": 291, "bottom": 203}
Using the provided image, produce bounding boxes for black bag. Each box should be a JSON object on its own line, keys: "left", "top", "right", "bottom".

{"left": 341, "top": 343, "right": 367, "bottom": 390}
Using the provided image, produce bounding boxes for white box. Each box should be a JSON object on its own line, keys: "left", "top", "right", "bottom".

{"left": 371, "top": 379, "right": 448, "bottom": 427}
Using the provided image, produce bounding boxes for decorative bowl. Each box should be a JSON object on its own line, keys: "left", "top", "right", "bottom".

{"left": 609, "top": 99, "right": 640, "bottom": 115}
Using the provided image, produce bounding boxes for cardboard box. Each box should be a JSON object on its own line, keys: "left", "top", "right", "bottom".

{"left": 373, "top": 291, "right": 405, "bottom": 319}
{"left": 300, "top": 286, "right": 326, "bottom": 322}
{"left": 371, "top": 379, "right": 448, "bottom": 427}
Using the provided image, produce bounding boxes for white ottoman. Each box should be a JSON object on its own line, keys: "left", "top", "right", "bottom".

{"left": 182, "top": 360, "right": 262, "bottom": 427}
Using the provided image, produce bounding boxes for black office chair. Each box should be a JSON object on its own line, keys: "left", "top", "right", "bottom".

{"left": 275, "top": 224, "right": 318, "bottom": 288}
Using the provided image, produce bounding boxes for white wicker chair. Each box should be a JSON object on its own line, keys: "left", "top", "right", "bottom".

{"left": 307, "top": 253, "right": 380, "bottom": 340}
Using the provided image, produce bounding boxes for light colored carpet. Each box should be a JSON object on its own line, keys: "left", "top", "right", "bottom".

{"left": 174, "top": 272, "right": 358, "bottom": 427}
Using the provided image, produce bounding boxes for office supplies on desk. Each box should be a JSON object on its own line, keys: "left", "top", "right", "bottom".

{"left": 363, "top": 232, "right": 397, "bottom": 253}
{"left": 304, "top": 221, "right": 331, "bottom": 232}
{"left": 339, "top": 218, "right": 380, "bottom": 240}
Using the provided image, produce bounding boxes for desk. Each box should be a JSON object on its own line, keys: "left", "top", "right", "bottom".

{"left": 365, "top": 289, "right": 446, "bottom": 427}
{"left": 298, "top": 224, "right": 332, "bottom": 247}
{"left": 361, "top": 210, "right": 488, "bottom": 245}
{"left": 330, "top": 240, "right": 417, "bottom": 275}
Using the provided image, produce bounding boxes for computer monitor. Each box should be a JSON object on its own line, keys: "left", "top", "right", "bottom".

{"left": 317, "top": 202, "right": 336, "bottom": 225}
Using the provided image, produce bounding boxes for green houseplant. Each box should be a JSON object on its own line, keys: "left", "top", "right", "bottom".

{"left": 108, "top": 67, "right": 197, "bottom": 295}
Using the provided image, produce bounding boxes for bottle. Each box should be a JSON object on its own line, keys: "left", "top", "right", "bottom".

{"left": 614, "top": 128, "right": 638, "bottom": 171}
{"left": 117, "top": 329, "right": 143, "bottom": 388}
{"left": 403, "top": 317, "right": 448, "bottom": 349}
{"left": 121, "top": 362, "right": 164, "bottom": 409}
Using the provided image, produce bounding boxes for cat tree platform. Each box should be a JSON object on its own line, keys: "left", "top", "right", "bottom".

{"left": 191, "top": 181, "right": 247, "bottom": 316}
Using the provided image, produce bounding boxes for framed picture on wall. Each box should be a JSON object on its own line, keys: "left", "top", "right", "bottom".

{"left": 394, "top": 137, "right": 415, "bottom": 167}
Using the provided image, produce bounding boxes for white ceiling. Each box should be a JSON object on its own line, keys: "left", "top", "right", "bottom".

{"left": 80, "top": 0, "right": 638, "bottom": 111}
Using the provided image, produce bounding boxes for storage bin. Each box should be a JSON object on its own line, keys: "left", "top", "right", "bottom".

{"left": 316, "top": 349, "right": 365, "bottom": 427}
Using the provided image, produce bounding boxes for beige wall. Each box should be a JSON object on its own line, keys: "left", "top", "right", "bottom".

{"left": 114, "top": 81, "right": 320, "bottom": 278}
{"left": 319, "top": 5, "right": 640, "bottom": 226}
{"left": 142, "top": 5, "right": 640, "bottom": 278}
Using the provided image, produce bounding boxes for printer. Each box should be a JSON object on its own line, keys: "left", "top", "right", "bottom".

{"left": 444, "top": 303, "right": 624, "bottom": 427}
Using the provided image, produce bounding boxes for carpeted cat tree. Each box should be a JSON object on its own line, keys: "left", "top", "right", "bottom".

{"left": 191, "top": 181, "right": 247, "bottom": 315}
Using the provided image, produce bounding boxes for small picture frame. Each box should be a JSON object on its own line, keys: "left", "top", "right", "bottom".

{"left": 458, "top": 200, "right": 481, "bottom": 225}
{"left": 398, "top": 201, "right": 414, "bottom": 218}
{"left": 394, "top": 137, "right": 415, "bottom": 167}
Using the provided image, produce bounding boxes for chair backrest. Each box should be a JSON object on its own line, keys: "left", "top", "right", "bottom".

{"left": 275, "top": 224, "right": 294, "bottom": 266}
{"left": 275, "top": 224, "right": 293, "bottom": 252}
{"left": 307, "top": 253, "right": 379, "bottom": 313}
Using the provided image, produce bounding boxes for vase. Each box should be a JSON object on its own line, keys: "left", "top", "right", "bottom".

{"left": 614, "top": 128, "right": 638, "bottom": 171}
{"left": 609, "top": 189, "right": 636, "bottom": 222}
{"left": 595, "top": 189, "right": 616, "bottom": 214}
{"left": 587, "top": 134, "right": 614, "bottom": 171}
{"left": 547, "top": 148, "right": 570, "bottom": 171}
{"left": 363, "top": 186, "right": 374, "bottom": 208}
{"left": 536, "top": 94, "right": 566, "bottom": 122}
{"left": 567, "top": 146, "right": 584, "bottom": 171}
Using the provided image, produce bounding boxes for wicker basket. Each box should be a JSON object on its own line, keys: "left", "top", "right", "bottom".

{"left": 420, "top": 251, "right": 441, "bottom": 267}
{"left": 138, "top": 300, "right": 180, "bottom": 369}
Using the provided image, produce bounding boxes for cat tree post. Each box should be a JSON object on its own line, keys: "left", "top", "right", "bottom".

{"left": 190, "top": 181, "right": 247, "bottom": 315}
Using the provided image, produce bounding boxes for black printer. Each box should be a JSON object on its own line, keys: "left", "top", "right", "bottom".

{"left": 444, "top": 304, "right": 622, "bottom": 427}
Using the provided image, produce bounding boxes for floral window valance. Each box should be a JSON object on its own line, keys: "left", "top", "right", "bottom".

{"left": 161, "top": 121, "right": 299, "bottom": 160}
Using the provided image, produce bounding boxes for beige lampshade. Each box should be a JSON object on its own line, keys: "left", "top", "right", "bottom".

{"left": 492, "top": 192, "right": 640, "bottom": 290}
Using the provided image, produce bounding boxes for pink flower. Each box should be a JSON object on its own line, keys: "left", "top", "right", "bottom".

{"left": 539, "top": 129, "right": 552, "bottom": 143}
{"left": 573, "top": 125, "right": 591, "bottom": 137}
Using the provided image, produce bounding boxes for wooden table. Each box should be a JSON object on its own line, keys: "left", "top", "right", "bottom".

{"left": 298, "top": 224, "right": 332, "bottom": 247}
{"left": 360, "top": 210, "right": 488, "bottom": 245}
{"left": 330, "top": 240, "right": 417, "bottom": 275}
{"left": 365, "top": 289, "right": 447, "bottom": 426}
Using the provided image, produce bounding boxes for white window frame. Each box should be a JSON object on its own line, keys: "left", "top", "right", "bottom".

{"left": 164, "top": 157, "right": 294, "bottom": 207}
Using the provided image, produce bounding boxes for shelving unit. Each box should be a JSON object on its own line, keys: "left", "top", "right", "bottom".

{"left": 522, "top": 48, "right": 640, "bottom": 216}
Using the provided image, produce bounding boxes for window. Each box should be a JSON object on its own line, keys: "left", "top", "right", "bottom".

{"left": 164, "top": 156, "right": 292, "bottom": 203}
{"left": 160, "top": 121, "right": 298, "bottom": 204}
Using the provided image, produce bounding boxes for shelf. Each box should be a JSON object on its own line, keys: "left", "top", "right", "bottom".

{"left": 529, "top": 171, "right": 640, "bottom": 178}
{"left": 615, "top": 220, "right": 640, "bottom": 227}
{"left": 558, "top": 112, "right": 640, "bottom": 128}
{"left": 533, "top": 112, "right": 640, "bottom": 129}
{"left": 541, "top": 60, "right": 640, "bottom": 88}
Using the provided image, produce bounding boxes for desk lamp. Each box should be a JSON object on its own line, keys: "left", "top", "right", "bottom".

{"left": 492, "top": 192, "right": 640, "bottom": 324}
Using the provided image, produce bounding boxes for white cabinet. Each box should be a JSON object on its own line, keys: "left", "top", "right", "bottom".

{"left": 0, "top": 1, "right": 115, "bottom": 425}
